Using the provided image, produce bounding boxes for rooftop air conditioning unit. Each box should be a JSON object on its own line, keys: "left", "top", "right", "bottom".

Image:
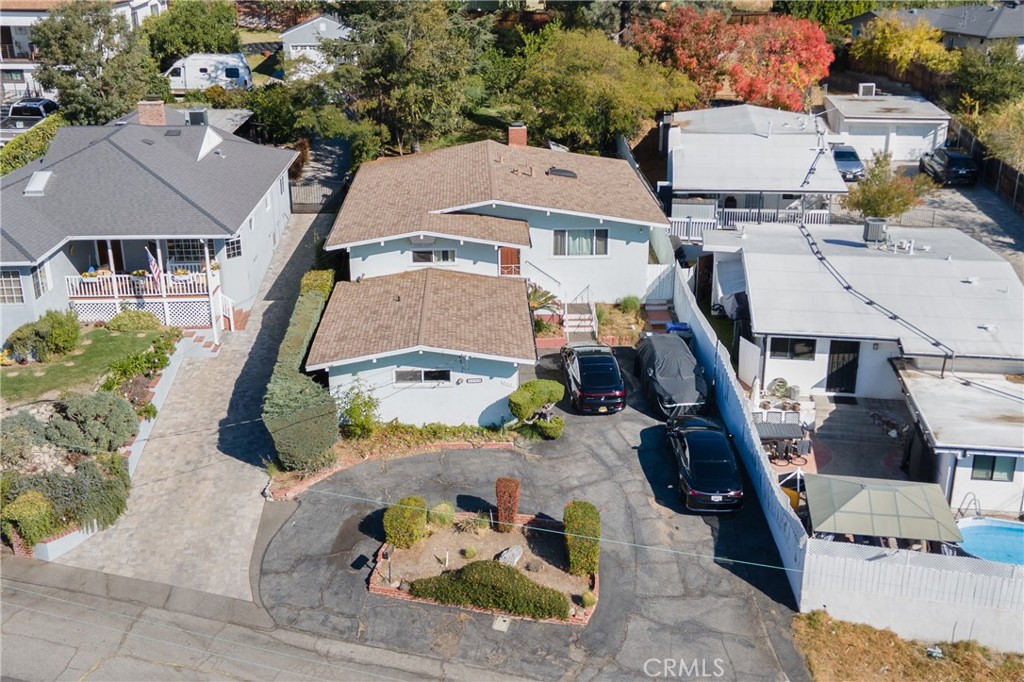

{"left": 186, "top": 108, "right": 208, "bottom": 126}
{"left": 858, "top": 83, "right": 876, "bottom": 97}
{"left": 864, "top": 217, "right": 887, "bottom": 243}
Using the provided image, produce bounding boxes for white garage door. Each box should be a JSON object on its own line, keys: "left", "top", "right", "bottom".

{"left": 845, "top": 123, "right": 890, "bottom": 163}
{"left": 889, "top": 123, "right": 941, "bottom": 161}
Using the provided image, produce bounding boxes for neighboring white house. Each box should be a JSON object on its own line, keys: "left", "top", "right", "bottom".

{"left": 0, "top": 0, "right": 166, "bottom": 99}
{"left": 845, "top": 4, "right": 1024, "bottom": 58}
{"left": 306, "top": 268, "right": 536, "bottom": 427}
{"left": 279, "top": 14, "right": 350, "bottom": 80}
{"left": 324, "top": 126, "right": 670, "bottom": 306}
{"left": 0, "top": 100, "right": 295, "bottom": 341}
{"left": 661, "top": 104, "right": 848, "bottom": 241}
{"left": 823, "top": 90, "right": 950, "bottom": 162}
{"left": 701, "top": 223, "right": 1024, "bottom": 510}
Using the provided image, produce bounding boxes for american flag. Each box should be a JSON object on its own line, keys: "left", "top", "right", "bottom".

{"left": 145, "top": 247, "right": 162, "bottom": 281}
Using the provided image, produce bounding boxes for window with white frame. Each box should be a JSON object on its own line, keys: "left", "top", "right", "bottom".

{"left": 769, "top": 337, "right": 816, "bottom": 360}
{"left": 0, "top": 271, "right": 24, "bottom": 304}
{"left": 553, "top": 229, "right": 608, "bottom": 256}
{"left": 971, "top": 454, "right": 1016, "bottom": 482}
{"left": 166, "top": 239, "right": 214, "bottom": 262}
{"left": 279, "top": 175, "right": 285, "bottom": 194}
{"left": 264, "top": 194, "right": 271, "bottom": 211}
{"left": 412, "top": 250, "right": 456, "bottom": 264}
{"left": 394, "top": 369, "right": 452, "bottom": 384}
{"left": 31, "top": 263, "right": 50, "bottom": 298}
{"left": 225, "top": 236, "right": 243, "bottom": 259}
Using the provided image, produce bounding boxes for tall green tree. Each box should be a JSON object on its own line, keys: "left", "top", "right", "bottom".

{"left": 30, "top": 0, "right": 167, "bottom": 126}
{"left": 774, "top": 1, "right": 879, "bottom": 35}
{"left": 956, "top": 40, "right": 1024, "bottom": 111}
{"left": 513, "top": 28, "right": 696, "bottom": 153}
{"left": 144, "top": 0, "right": 241, "bottom": 70}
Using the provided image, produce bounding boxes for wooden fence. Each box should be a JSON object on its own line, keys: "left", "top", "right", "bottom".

{"left": 947, "top": 118, "right": 1024, "bottom": 215}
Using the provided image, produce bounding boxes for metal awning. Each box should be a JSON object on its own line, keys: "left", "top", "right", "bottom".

{"left": 804, "top": 474, "right": 963, "bottom": 543}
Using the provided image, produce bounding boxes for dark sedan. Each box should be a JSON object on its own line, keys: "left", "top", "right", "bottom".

{"left": 919, "top": 148, "right": 978, "bottom": 186}
{"left": 560, "top": 343, "right": 626, "bottom": 414}
{"left": 667, "top": 417, "right": 743, "bottom": 512}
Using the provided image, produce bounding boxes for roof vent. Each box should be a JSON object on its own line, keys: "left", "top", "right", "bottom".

{"left": 23, "top": 170, "right": 52, "bottom": 197}
{"left": 979, "top": 323, "right": 997, "bottom": 332}
{"left": 858, "top": 83, "right": 876, "bottom": 97}
{"left": 546, "top": 167, "right": 577, "bottom": 179}
{"left": 962, "top": 276, "right": 980, "bottom": 285}
{"left": 142, "top": 138, "right": 155, "bottom": 145}
{"left": 164, "top": 129, "right": 182, "bottom": 137}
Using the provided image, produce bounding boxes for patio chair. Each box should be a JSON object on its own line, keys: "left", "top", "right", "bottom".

{"left": 783, "top": 411, "right": 801, "bottom": 424}
{"left": 766, "top": 411, "right": 783, "bottom": 424}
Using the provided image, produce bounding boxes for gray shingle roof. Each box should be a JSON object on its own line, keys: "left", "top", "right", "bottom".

{"left": 1, "top": 123, "right": 295, "bottom": 265}
{"left": 846, "top": 5, "right": 1024, "bottom": 40}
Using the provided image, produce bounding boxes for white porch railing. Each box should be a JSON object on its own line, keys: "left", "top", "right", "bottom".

{"left": 66, "top": 270, "right": 216, "bottom": 299}
{"left": 670, "top": 209, "right": 831, "bottom": 242}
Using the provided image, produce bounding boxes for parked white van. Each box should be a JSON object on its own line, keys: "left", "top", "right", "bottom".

{"left": 165, "top": 53, "right": 253, "bottom": 94}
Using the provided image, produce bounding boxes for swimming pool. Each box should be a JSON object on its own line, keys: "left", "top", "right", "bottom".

{"left": 957, "top": 517, "right": 1024, "bottom": 565}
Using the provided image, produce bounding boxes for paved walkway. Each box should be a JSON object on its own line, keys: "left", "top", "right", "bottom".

{"left": 57, "top": 213, "right": 325, "bottom": 601}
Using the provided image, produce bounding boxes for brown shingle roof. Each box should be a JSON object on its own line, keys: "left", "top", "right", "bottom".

{"left": 326, "top": 140, "right": 668, "bottom": 249}
{"left": 307, "top": 268, "right": 536, "bottom": 369}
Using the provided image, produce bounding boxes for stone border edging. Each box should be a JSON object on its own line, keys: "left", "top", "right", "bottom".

{"left": 367, "top": 512, "right": 599, "bottom": 627}
{"left": 269, "top": 441, "right": 516, "bottom": 501}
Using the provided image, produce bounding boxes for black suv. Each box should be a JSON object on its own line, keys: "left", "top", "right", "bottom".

{"left": 666, "top": 417, "right": 743, "bottom": 512}
{"left": 9, "top": 97, "right": 59, "bottom": 119}
{"left": 559, "top": 343, "right": 626, "bottom": 414}
{"left": 919, "top": 148, "right": 978, "bottom": 186}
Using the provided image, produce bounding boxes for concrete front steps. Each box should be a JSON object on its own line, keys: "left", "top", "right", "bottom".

{"left": 565, "top": 302, "right": 595, "bottom": 335}
{"left": 644, "top": 299, "right": 674, "bottom": 331}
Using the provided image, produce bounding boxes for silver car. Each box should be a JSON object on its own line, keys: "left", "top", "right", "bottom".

{"left": 832, "top": 145, "right": 865, "bottom": 181}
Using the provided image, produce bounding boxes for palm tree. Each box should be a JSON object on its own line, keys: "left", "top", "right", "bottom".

{"left": 527, "top": 283, "right": 560, "bottom": 312}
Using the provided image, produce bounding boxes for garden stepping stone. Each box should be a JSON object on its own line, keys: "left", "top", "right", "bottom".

{"left": 497, "top": 546, "right": 523, "bottom": 567}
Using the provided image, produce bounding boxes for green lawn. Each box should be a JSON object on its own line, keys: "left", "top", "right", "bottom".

{"left": 237, "top": 29, "right": 281, "bottom": 45}
{"left": 246, "top": 51, "right": 283, "bottom": 85}
{"left": 0, "top": 328, "right": 161, "bottom": 404}
{"left": 699, "top": 301, "right": 736, "bottom": 363}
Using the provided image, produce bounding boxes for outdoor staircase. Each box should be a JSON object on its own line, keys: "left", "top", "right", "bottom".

{"left": 644, "top": 299, "right": 675, "bottom": 332}
{"left": 564, "top": 302, "right": 595, "bottom": 337}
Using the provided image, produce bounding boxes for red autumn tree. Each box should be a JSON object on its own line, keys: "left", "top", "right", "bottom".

{"left": 630, "top": 6, "right": 736, "bottom": 106}
{"left": 729, "top": 16, "right": 834, "bottom": 112}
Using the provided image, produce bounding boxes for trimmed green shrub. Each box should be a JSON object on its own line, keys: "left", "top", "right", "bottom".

{"left": 262, "top": 290, "right": 337, "bottom": 472}
{"left": 107, "top": 309, "right": 162, "bottom": 332}
{"left": 581, "top": 589, "right": 597, "bottom": 609}
{"left": 410, "top": 561, "right": 569, "bottom": 620}
{"left": 495, "top": 477, "right": 520, "bottom": 533}
{"left": 38, "top": 310, "right": 80, "bottom": 356}
{"left": 617, "top": 295, "right": 641, "bottom": 314}
{"left": 1, "top": 490, "right": 59, "bottom": 545}
{"left": 100, "top": 328, "right": 179, "bottom": 394}
{"left": 4, "top": 322, "right": 38, "bottom": 360}
{"left": 564, "top": 500, "right": 601, "bottom": 576}
{"left": 299, "top": 269, "right": 336, "bottom": 299}
{"left": 8, "top": 454, "right": 130, "bottom": 531}
{"left": 45, "top": 393, "right": 139, "bottom": 454}
{"left": 428, "top": 501, "right": 455, "bottom": 528}
{"left": 337, "top": 380, "right": 379, "bottom": 439}
{"left": 461, "top": 546, "right": 477, "bottom": 560}
{"left": 508, "top": 379, "right": 565, "bottom": 421}
{"left": 533, "top": 415, "right": 564, "bottom": 440}
{"left": 383, "top": 496, "right": 427, "bottom": 549}
{"left": 0, "top": 114, "right": 65, "bottom": 176}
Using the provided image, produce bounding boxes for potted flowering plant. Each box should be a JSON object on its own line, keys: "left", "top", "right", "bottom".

{"left": 171, "top": 267, "right": 192, "bottom": 282}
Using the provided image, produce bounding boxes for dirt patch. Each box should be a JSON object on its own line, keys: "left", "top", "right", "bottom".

{"left": 1006, "top": 374, "right": 1024, "bottom": 385}
{"left": 793, "top": 611, "right": 1024, "bottom": 682}
{"left": 596, "top": 303, "right": 648, "bottom": 346}
{"left": 387, "top": 523, "right": 589, "bottom": 600}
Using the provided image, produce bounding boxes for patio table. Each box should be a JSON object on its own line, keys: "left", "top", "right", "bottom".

{"left": 755, "top": 421, "right": 804, "bottom": 440}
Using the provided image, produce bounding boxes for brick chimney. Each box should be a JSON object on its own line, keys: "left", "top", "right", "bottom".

{"left": 507, "top": 122, "right": 528, "bottom": 148}
{"left": 137, "top": 99, "right": 166, "bottom": 126}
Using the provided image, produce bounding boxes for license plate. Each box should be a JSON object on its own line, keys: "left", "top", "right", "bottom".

{"left": 711, "top": 495, "right": 723, "bottom": 502}
{"left": 598, "top": 406, "right": 608, "bottom": 413}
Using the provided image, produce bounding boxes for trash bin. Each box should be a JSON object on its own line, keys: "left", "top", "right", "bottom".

{"left": 665, "top": 322, "right": 690, "bottom": 333}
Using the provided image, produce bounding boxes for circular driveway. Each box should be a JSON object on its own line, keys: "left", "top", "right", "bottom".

{"left": 261, "top": 354, "right": 809, "bottom": 681}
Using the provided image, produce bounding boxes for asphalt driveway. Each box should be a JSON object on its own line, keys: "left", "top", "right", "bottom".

{"left": 260, "top": 349, "right": 809, "bottom": 681}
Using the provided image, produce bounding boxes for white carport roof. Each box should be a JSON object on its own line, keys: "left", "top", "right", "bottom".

{"left": 702, "top": 224, "right": 1024, "bottom": 359}
{"left": 671, "top": 134, "right": 848, "bottom": 195}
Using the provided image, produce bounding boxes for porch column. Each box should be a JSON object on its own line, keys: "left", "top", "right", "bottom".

{"left": 155, "top": 241, "right": 169, "bottom": 324}
{"left": 757, "top": 192, "right": 763, "bottom": 224}
{"left": 106, "top": 240, "right": 118, "bottom": 305}
{"left": 203, "top": 240, "right": 219, "bottom": 345}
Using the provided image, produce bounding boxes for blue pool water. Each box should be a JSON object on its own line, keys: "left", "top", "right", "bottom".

{"left": 958, "top": 517, "right": 1024, "bottom": 565}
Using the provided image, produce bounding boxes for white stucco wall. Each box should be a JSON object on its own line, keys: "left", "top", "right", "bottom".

{"left": 468, "top": 206, "right": 651, "bottom": 304}
{"left": 326, "top": 351, "right": 522, "bottom": 427}
{"left": 0, "top": 248, "right": 80, "bottom": 341}
{"left": 949, "top": 453, "right": 1024, "bottom": 514}
{"left": 760, "top": 337, "right": 903, "bottom": 398}
{"left": 349, "top": 238, "right": 500, "bottom": 280}
{"left": 839, "top": 121, "right": 946, "bottom": 162}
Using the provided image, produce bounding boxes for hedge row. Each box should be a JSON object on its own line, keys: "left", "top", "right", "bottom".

{"left": 410, "top": 560, "right": 569, "bottom": 620}
{"left": 4, "top": 309, "right": 80, "bottom": 362}
{"left": 383, "top": 495, "right": 427, "bottom": 548}
{"left": 564, "top": 500, "right": 601, "bottom": 576}
{"left": 0, "top": 114, "right": 65, "bottom": 176}
{"left": 262, "top": 271, "right": 338, "bottom": 472}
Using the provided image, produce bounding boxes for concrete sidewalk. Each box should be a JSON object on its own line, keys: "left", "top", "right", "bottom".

{"left": 56, "top": 213, "right": 327, "bottom": 601}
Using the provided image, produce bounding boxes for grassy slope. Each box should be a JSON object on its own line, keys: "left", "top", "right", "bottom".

{"left": 0, "top": 329, "right": 161, "bottom": 404}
